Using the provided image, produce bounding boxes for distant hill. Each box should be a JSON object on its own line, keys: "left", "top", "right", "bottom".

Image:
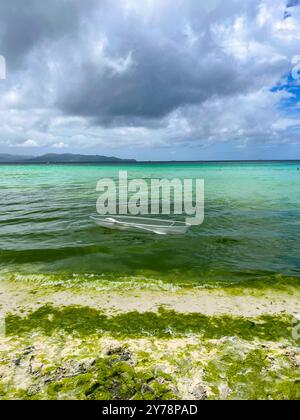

{"left": 0, "top": 153, "right": 136, "bottom": 164}
{"left": 0, "top": 154, "right": 34, "bottom": 163}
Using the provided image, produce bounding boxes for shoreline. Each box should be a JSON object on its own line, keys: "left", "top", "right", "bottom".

{"left": 1, "top": 277, "right": 300, "bottom": 318}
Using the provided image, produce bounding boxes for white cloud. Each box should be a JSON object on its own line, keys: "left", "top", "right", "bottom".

{"left": 20, "top": 139, "right": 39, "bottom": 148}
{"left": 52, "top": 142, "right": 67, "bottom": 149}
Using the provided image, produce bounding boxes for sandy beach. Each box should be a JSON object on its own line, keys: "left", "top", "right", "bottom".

{"left": 1, "top": 278, "right": 300, "bottom": 400}
{"left": 1, "top": 277, "right": 300, "bottom": 317}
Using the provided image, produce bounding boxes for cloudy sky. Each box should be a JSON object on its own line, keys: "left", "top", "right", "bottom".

{"left": 0, "top": 0, "right": 299, "bottom": 160}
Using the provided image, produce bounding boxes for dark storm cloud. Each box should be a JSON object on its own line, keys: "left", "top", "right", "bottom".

{"left": 0, "top": 0, "right": 99, "bottom": 69}
{"left": 0, "top": 0, "right": 299, "bottom": 155}
{"left": 1, "top": 0, "right": 274, "bottom": 124}
{"left": 53, "top": 0, "right": 285, "bottom": 125}
{"left": 58, "top": 42, "right": 247, "bottom": 125}
{"left": 0, "top": 0, "right": 290, "bottom": 125}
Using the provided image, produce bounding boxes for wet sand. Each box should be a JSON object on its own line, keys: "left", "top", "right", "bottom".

{"left": 1, "top": 278, "right": 300, "bottom": 318}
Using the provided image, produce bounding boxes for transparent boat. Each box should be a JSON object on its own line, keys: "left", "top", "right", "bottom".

{"left": 90, "top": 215, "right": 190, "bottom": 235}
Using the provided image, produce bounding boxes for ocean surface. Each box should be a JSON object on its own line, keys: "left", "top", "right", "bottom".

{"left": 0, "top": 162, "right": 299, "bottom": 288}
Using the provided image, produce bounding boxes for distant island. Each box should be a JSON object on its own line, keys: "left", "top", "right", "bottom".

{"left": 1, "top": 154, "right": 299, "bottom": 164}
{"left": 0, "top": 153, "right": 136, "bottom": 164}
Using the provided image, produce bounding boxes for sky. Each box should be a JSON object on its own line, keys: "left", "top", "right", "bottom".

{"left": 0, "top": 0, "right": 299, "bottom": 161}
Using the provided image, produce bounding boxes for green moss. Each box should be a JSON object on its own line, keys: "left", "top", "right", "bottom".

{"left": 6, "top": 304, "right": 296, "bottom": 342}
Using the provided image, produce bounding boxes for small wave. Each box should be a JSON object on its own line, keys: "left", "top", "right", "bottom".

{"left": 1, "top": 272, "right": 181, "bottom": 292}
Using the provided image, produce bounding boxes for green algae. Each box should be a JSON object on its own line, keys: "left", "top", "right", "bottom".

{"left": 223, "top": 274, "right": 300, "bottom": 296}
{"left": 6, "top": 305, "right": 296, "bottom": 342}
{"left": 0, "top": 356, "right": 176, "bottom": 401}
{"left": 204, "top": 347, "right": 300, "bottom": 400}
{"left": 2, "top": 300, "right": 300, "bottom": 400}
{"left": 1, "top": 332, "right": 300, "bottom": 400}
{"left": 2, "top": 271, "right": 300, "bottom": 294}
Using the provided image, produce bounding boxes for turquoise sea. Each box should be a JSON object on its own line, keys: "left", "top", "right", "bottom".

{"left": 0, "top": 162, "right": 299, "bottom": 287}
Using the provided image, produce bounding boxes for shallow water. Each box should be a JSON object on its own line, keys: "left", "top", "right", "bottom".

{"left": 0, "top": 162, "right": 299, "bottom": 286}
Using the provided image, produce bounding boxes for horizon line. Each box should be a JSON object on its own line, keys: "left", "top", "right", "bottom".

{"left": 1, "top": 159, "right": 300, "bottom": 164}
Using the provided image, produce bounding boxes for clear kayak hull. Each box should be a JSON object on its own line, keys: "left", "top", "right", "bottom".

{"left": 90, "top": 215, "right": 190, "bottom": 235}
